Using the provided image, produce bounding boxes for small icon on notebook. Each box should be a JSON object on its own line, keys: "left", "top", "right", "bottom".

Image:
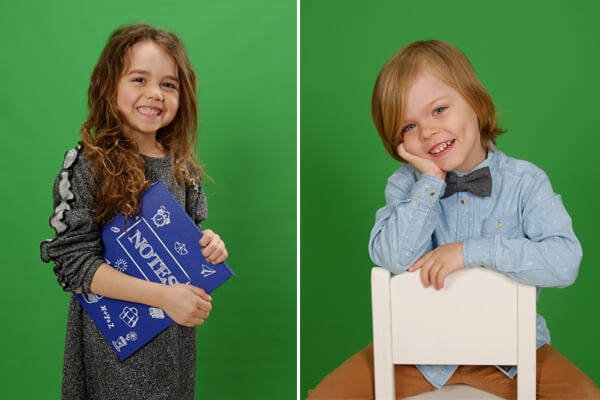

{"left": 152, "top": 206, "right": 171, "bottom": 228}
{"left": 200, "top": 264, "right": 216, "bottom": 278}
{"left": 174, "top": 241, "right": 188, "bottom": 256}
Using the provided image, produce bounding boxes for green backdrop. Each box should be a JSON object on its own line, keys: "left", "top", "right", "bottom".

{"left": 301, "top": 0, "right": 600, "bottom": 396}
{"left": 0, "top": 0, "right": 296, "bottom": 399}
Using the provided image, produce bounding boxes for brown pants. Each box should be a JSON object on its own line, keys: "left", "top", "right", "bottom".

{"left": 307, "top": 343, "right": 600, "bottom": 399}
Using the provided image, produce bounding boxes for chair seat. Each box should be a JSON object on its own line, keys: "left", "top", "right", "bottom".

{"left": 404, "top": 384, "right": 505, "bottom": 399}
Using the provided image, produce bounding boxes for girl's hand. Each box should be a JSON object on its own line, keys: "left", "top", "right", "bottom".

{"left": 199, "top": 229, "right": 228, "bottom": 264}
{"left": 397, "top": 143, "right": 446, "bottom": 180}
{"left": 159, "top": 284, "right": 212, "bottom": 327}
{"left": 408, "top": 242, "right": 465, "bottom": 290}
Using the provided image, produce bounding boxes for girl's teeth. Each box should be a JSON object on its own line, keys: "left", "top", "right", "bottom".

{"left": 137, "top": 107, "right": 160, "bottom": 116}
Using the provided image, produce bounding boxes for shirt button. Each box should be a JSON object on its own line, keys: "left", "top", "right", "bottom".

{"left": 427, "top": 189, "right": 435, "bottom": 196}
{"left": 460, "top": 197, "right": 468, "bottom": 205}
{"left": 495, "top": 221, "right": 503, "bottom": 230}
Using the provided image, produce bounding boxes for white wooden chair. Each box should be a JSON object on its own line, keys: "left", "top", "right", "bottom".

{"left": 371, "top": 266, "right": 536, "bottom": 399}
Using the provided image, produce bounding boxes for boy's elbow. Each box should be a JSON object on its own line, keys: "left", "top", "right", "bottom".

{"left": 564, "top": 256, "right": 581, "bottom": 286}
{"left": 369, "top": 240, "right": 411, "bottom": 275}
{"left": 553, "top": 253, "right": 581, "bottom": 288}
{"left": 369, "top": 227, "right": 418, "bottom": 274}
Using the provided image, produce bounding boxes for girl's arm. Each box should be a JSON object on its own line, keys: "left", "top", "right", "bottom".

{"left": 41, "top": 146, "right": 106, "bottom": 294}
{"left": 41, "top": 147, "right": 219, "bottom": 326}
{"left": 89, "top": 264, "right": 212, "bottom": 327}
{"left": 462, "top": 170, "right": 581, "bottom": 287}
{"left": 369, "top": 165, "right": 445, "bottom": 274}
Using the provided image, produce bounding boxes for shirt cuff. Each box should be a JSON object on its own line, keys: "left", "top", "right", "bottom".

{"left": 463, "top": 238, "right": 496, "bottom": 269}
{"left": 409, "top": 174, "right": 446, "bottom": 205}
{"left": 81, "top": 258, "right": 107, "bottom": 294}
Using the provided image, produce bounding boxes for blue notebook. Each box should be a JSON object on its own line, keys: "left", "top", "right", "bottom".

{"left": 75, "top": 181, "right": 234, "bottom": 360}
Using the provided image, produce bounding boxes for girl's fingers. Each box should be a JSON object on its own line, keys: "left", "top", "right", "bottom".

{"left": 216, "top": 248, "right": 228, "bottom": 263}
{"left": 199, "top": 230, "right": 227, "bottom": 263}
{"left": 189, "top": 317, "right": 205, "bottom": 326}
{"left": 201, "top": 237, "right": 219, "bottom": 257}
{"left": 199, "top": 229, "right": 215, "bottom": 247}
{"left": 211, "top": 246, "right": 228, "bottom": 264}
{"left": 207, "top": 242, "right": 228, "bottom": 263}
{"left": 188, "top": 285, "right": 212, "bottom": 302}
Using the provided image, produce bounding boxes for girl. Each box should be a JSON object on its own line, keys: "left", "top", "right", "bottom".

{"left": 308, "top": 40, "right": 600, "bottom": 399}
{"left": 40, "top": 24, "right": 227, "bottom": 399}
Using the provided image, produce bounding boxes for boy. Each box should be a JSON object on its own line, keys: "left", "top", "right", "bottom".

{"left": 308, "top": 40, "right": 599, "bottom": 399}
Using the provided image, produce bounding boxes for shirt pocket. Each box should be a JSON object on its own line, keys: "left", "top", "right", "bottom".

{"left": 481, "top": 215, "right": 521, "bottom": 239}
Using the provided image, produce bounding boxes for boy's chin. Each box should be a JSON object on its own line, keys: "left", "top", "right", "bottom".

{"left": 431, "top": 159, "right": 450, "bottom": 173}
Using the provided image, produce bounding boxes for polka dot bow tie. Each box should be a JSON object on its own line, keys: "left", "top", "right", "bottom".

{"left": 441, "top": 166, "right": 492, "bottom": 199}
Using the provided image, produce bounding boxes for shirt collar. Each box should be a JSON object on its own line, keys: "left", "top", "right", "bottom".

{"left": 451, "top": 143, "right": 498, "bottom": 176}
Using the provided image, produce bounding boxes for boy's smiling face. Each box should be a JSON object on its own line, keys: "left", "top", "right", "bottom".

{"left": 401, "top": 72, "right": 486, "bottom": 173}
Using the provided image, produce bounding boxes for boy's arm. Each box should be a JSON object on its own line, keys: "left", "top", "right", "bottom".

{"left": 369, "top": 167, "right": 446, "bottom": 274}
{"left": 462, "top": 171, "right": 581, "bottom": 287}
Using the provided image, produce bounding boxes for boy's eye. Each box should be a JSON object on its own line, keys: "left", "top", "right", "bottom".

{"left": 403, "top": 123, "right": 416, "bottom": 133}
{"left": 433, "top": 106, "right": 446, "bottom": 115}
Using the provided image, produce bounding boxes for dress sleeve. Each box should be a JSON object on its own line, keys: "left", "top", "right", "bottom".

{"left": 184, "top": 172, "right": 208, "bottom": 230}
{"left": 368, "top": 166, "right": 446, "bottom": 274}
{"left": 40, "top": 146, "right": 105, "bottom": 294}
{"left": 462, "top": 170, "right": 582, "bottom": 287}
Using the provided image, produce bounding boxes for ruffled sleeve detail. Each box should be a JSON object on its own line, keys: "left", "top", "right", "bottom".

{"left": 40, "top": 145, "right": 105, "bottom": 294}
{"left": 184, "top": 171, "right": 208, "bottom": 229}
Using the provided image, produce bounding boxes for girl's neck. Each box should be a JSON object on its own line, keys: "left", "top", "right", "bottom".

{"left": 138, "top": 141, "right": 168, "bottom": 158}
{"left": 123, "top": 130, "right": 168, "bottom": 158}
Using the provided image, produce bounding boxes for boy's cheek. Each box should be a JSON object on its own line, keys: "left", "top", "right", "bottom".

{"left": 403, "top": 139, "right": 426, "bottom": 158}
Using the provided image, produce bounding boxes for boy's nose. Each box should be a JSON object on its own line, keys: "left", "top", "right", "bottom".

{"left": 420, "top": 125, "right": 439, "bottom": 140}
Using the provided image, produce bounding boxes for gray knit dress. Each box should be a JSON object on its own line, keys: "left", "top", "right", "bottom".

{"left": 40, "top": 145, "right": 207, "bottom": 400}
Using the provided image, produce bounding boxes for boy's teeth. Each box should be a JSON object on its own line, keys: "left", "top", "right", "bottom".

{"left": 137, "top": 107, "right": 160, "bottom": 116}
{"left": 431, "top": 139, "right": 454, "bottom": 154}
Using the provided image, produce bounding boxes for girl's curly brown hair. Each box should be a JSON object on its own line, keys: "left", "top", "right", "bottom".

{"left": 80, "top": 24, "right": 202, "bottom": 224}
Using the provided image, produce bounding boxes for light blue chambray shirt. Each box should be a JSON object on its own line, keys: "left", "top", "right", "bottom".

{"left": 368, "top": 148, "right": 582, "bottom": 388}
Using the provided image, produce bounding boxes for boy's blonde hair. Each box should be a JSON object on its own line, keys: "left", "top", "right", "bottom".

{"left": 371, "top": 40, "right": 505, "bottom": 162}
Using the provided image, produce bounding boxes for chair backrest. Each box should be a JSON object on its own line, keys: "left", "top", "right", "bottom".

{"left": 371, "top": 266, "right": 536, "bottom": 399}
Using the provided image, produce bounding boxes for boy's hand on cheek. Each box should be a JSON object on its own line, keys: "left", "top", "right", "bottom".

{"left": 408, "top": 242, "right": 465, "bottom": 290}
{"left": 397, "top": 143, "right": 446, "bottom": 180}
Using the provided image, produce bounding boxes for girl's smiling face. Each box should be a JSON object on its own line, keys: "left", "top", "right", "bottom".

{"left": 401, "top": 72, "right": 486, "bottom": 173}
{"left": 116, "top": 40, "right": 180, "bottom": 143}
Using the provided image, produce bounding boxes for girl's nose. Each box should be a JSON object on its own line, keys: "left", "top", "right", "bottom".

{"left": 146, "top": 87, "right": 164, "bottom": 101}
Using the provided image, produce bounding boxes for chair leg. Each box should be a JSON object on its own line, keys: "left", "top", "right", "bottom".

{"left": 372, "top": 267, "right": 394, "bottom": 399}
{"left": 517, "top": 284, "right": 536, "bottom": 399}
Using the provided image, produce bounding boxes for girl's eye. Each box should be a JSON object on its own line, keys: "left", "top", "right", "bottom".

{"left": 403, "top": 123, "right": 416, "bottom": 133}
{"left": 433, "top": 106, "right": 446, "bottom": 115}
{"left": 162, "top": 82, "right": 178, "bottom": 89}
{"left": 132, "top": 77, "right": 144, "bottom": 83}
